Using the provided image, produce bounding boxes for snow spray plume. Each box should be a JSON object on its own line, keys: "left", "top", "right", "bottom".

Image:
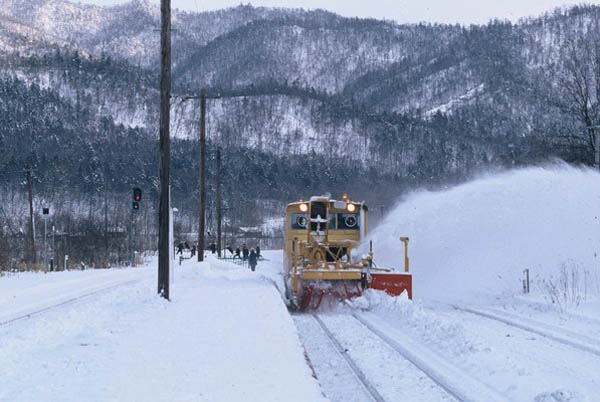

{"left": 364, "top": 164, "right": 600, "bottom": 303}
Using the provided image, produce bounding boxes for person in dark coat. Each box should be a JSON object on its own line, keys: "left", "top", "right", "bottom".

{"left": 248, "top": 249, "right": 258, "bottom": 272}
{"left": 191, "top": 245, "right": 196, "bottom": 257}
{"left": 242, "top": 245, "right": 249, "bottom": 261}
{"left": 235, "top": 247, "right": 241, "bottom": 259}
{"left": 256, "top": 245, "right": 261, "bottom": 258}
{"left": 176, "top": 242, "right": 184, "bottom": 255}
{"left": 210, "top": 242, "right": 217, "bottom": 254}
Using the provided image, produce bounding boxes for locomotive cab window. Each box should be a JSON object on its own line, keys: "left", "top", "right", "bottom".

{"left": 290, "top": 213, "right": 309, "bottom": 230}
{"left": 310, "top": 201, "right": 328, "bottom": 231}
{"left": 337, "top": 213, "right": 359, "bottom": 230}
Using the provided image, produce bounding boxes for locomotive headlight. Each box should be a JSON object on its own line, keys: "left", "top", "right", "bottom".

{"left": 347, "top": 203, "right": 356, "bottom": 212}
{"left": 299, "top": 203, "right": 308, "bottom": 212}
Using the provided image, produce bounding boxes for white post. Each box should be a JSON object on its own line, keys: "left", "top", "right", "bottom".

{"left": 51, "top": 225, "right": 55, "bottom": 271}
{"left": 169, "top": 186, "right": 174, "bottom": 285}
{"left": 44, "top": 218, "right": 47, "bottom": 269}
{"left": 595, "top": 131, "right": 600, "bottom": 169}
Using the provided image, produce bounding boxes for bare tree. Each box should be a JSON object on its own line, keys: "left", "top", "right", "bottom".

{"left": 556, "top": 31, "right": 600, "bottom": 159}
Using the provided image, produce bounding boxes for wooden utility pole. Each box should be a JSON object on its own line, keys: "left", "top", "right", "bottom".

{"left": 198, "top": 89, "right": 207, "bottom": 262}
{"left": 216, "top": 148, "right": 222, "bottom": 257}
{"left": 158, "top": 0, "right": 171, "bottom": 300}
{"left": 25, "top": 164, "right": 36, "bottom": 265}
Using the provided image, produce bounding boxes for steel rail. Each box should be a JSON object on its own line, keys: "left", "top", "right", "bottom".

{"left": 352, "top": 313, "right": 511, "bottom": 402}
{"left": 451, "top": 304, "right": 600, "bottom": 358}
{"left": 0, "top": 278, "right": 143, "bottom": 326}
{"left": 312, "top": 314, "right": 387, "bottom": 402}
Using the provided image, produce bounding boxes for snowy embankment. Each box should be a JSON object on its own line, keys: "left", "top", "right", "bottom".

{"left": 366, "top": 163, "right": 600, "bottom": 306}
{"left": 0, "top": 253, "right": 326, "bottom": 402}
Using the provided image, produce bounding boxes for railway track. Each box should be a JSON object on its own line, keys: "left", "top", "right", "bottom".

{"left": 302, "top": 313, "right": 510, "bottom": 402}
{"left": 0, "top": 277, "right": 144, "bottom": 326}
{"left": 312, "top": 314, "right": 387, "bottom": 402}
{"left": 451, "top": 304, "right": 600, "bottom": 357}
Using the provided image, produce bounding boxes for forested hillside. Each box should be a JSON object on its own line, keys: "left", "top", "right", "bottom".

{"left": 0, "top": 1, "right": 598, "bottom": 268}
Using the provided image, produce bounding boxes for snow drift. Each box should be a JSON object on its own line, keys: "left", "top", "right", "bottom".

{"left": 365, "top": 164, "right": 600, "bottom": 303}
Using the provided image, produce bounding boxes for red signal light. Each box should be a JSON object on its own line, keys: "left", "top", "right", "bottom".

{"left": 133, "top": 188, "right": 142, "bottom": 202}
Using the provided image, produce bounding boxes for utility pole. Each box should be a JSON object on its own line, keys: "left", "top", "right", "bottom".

{"left": 24, "top": 164, "right": 36, "bottom": 265}
{"left": 158, "top": 0, "right": 171, "bottom": 300}
{"left": 198, "top": 89, "right": 207, "bottom": 262}
{"left": 216, "top": 148, "right": 222, "bottom": 258}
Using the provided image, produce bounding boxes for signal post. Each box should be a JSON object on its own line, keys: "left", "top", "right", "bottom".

{"left": 131, "top": 188, "right": 142, "bottom": 267}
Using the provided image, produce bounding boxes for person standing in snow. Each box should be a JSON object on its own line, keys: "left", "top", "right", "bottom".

{"left": 248, "top": 249, "right": 258, "bottom": 272}
{"left": 256, "top": 245, "right": 261, "bottom": 259}
{"left": 242, "top": 245, "right": 249, "bottom": 261}
{"left": 235, "top": 247, "right": 241, "bottom": 259}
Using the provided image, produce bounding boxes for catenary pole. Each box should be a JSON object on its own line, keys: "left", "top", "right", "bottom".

{"left": 198, "top": 89, "right": 207, "bottom": 261}
{"left": 158, "top": 0, "right": 171, "bottom": 299}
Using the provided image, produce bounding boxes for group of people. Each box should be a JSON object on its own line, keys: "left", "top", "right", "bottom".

{"left": 177, "top": 239, "right": 261, "bottom": 271}
{"left": 176, "top": 241, "right": 197, "bottom": 257}
{"left": 225, "top": 244, "right": 261, "bottom": 271}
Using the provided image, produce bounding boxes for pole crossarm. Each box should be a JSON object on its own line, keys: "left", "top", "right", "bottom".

{"left": 175, "top": 90, "right": 269, "bottom": 104}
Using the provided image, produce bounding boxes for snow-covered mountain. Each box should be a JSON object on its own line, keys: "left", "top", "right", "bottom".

{"left": 0, "top": 0, "right": 598, "bottom": 234}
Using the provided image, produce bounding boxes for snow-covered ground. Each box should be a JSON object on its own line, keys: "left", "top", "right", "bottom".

{"left": 2, "top": 164, "right": 599, "bottom": 402}
{"left": 0, "top": 253, "right": 325, "bottom": 402}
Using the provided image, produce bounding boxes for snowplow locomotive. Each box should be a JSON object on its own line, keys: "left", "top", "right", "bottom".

{"left": 284, "top": 195, "right": 412, "bottom": 310}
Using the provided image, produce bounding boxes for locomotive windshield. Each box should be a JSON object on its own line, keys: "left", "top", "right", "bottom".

{"left": 290, "top": 213, "right": 308, "bottom": 229}
{"left": 337, "top": 213, "right": 360, "bottom": 230}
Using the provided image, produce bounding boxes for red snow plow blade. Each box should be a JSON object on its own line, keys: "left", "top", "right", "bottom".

{"left": 369, "top": 272, "right": 413, "bottom": 299}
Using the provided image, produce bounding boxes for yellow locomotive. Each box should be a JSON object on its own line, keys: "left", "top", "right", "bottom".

{"left": 284, "top": 194, "right": 412, "bottom": 310}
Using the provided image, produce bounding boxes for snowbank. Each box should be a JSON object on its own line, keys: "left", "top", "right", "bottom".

{"left": 365, "top": 164, "right": 600, "bottom": 304}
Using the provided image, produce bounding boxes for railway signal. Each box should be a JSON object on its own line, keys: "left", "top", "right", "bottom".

{"left": 132, "top": 188, "right": 142, "bottom": 210}
{"left": 130, "top": 187, "right": 142, "bottom": 266}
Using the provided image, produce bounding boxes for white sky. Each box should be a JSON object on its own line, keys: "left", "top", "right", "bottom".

{"left": 77, "top": 0, "right": 598, "bottom": 25}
